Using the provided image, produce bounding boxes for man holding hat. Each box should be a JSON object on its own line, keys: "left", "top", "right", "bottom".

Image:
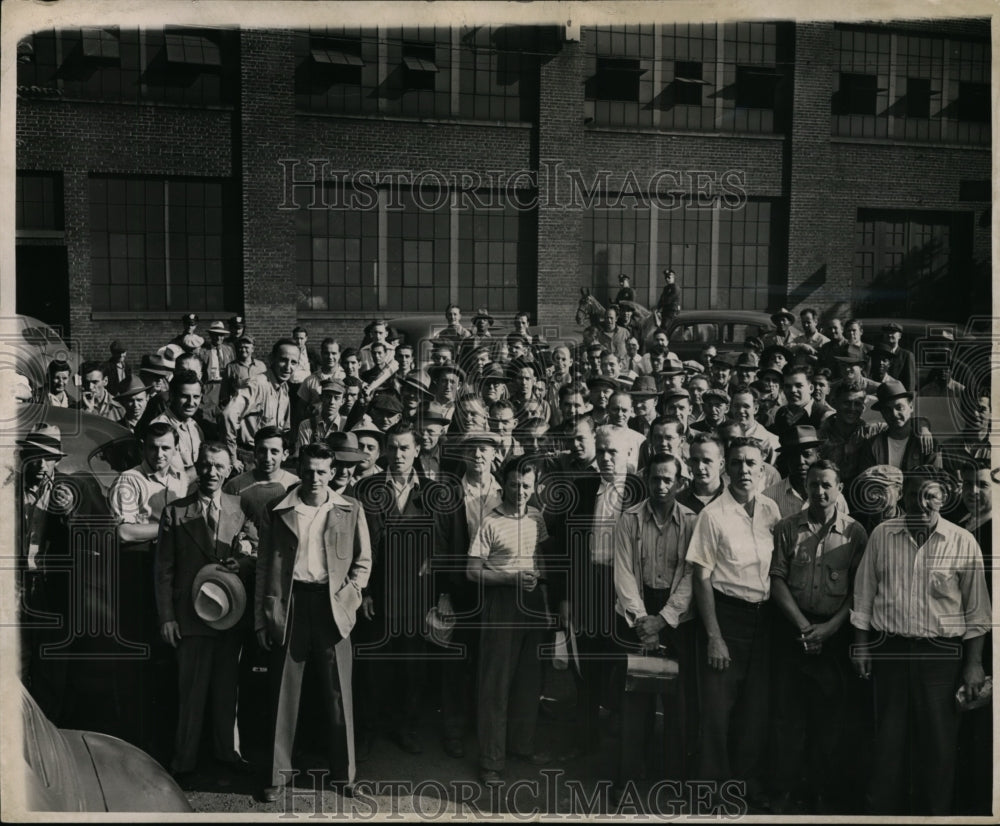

{"left": 221, "top": 333, "right": 267, "bottom": 408}
{"left": 256, "top": 442, "right": 372, "bottom": 801}
{"left": 851, "top": 466, "right": 991, "bottom": 814}
{"left": 197, "top": 321, "right": 235, "bottom": 417}
{"left": 880, "top": 323, "right": 915, "bottom": 391}
{"left": 859, "top": 378, "right": 941, "bottom": 474}
{"left": 104, "top": 340, "right": 132, "bottom": 397}
{"left": 762, "top": 308, "right": 797, "bottom": 348}
{"left": 155, "top": 442, "right": 253, "bottom": 784}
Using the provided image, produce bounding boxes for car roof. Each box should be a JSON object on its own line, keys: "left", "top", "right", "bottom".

{"left": 665, "top": 310, "right": 775, "bottom": 325}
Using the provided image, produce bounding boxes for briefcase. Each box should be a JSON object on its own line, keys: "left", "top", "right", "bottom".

{"left": 625, "top": 649, "right": 680, "bottom": 693}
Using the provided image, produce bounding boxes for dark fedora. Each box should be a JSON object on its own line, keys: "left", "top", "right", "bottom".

{"left": 472, "top": 307, "right": 495, "bottom": 326}
{"left": 770, "top": 307, "right": 795, "bottom": 325}
{"left": 428, "top": 363, "right": 467, "bottom": 384}
{"left": 779, "top": 425, "right": 822, "bottom": 452}
{"left": 326, "top": 431, "right": 366, "bottom": 463}
{"left": 629, "top": 375, "right": 660, "bottom": 399}
{"left": 113, "top": 376, "right": 152, "bottom": 400}
{"left": 17, "top": 422, "right": 67, "bottom": 458}
{"left": 871, "top": 378, "right": 914, "bottom": 412}
{"left": 586, "top": 375, "right": 617, "bottom": 393}
{"left": 420, "top": 402, "right": 452, "bottom": 426}
{"left": 139, "top": 353, "right": 174, "bottom": 377}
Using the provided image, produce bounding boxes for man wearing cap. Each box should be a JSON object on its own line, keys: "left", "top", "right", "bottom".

{"left": 223, "top": 339, "right": 299, "bottom": 474}
{"left": 733, "top": 352, "right": 759, "bottom": 389}
{"left": 74, "top": 361, "right": 126, "bottom": 421}
{"left": 399, "top": 372, "right": 432, "bottom": 427}
{"left": 627, "top": 376, "right": 660, "bottom": 437}
{"left": 368, "top": 392, "right": 403, "bottom": 432}
{"left": 221, "top": 334, "right": 267, "bottom": 408}
{"left": 224, "top": 315, "right": 246, "bottom": 348}
{"left": 851, "top": 466, "right": 991, "bottom": 814}
{"left": 294, "top": 379, "right": 346, "bottom": 456}
{"left": 768, "top": 459, "right": 868, "bottom": 813}
{"left": 833, "top": 348, "right": 879, "bottom": 396}
{"left": 584, "top": 306, "right": 629, "bottom": 362}
{"left": 792, "top": 308, "right": 830, "bottom": 351}
{"left": 115, "top": 376, "right": 150, "bottom": 434}
{"left": 350, "top": 417, "right": 384, "bottom": 485}
{"left": 256, "top": 442, "right": 372, "bottom": 800}
{"left": 170, "top": 313, "right": 200, "bottom": 350}
{"left": 763, "top": 426, "right": 849, "bottom": 520}
{"left": 918, "top": 359, "right": 967, "bottom": 397}
{"left": 154, "top": 442, "right": 253, "bottom": 784}
{"left": 762, "top": 308, "right": 797, "bottom": 348}
{"left": 197, "top": 322, "right": 235, "bottom": 418}
{"left": 656, "top": 269, "right": 681, "bottom": 322}
{"left": 45, "top": 359, "right": 75, "bottom": 408}
{"left": 771, "top": 365, "right": 834, "bottom": 441}
{"left": 488, "top": 400, "right": 522, "bottom": 470}
{"left": 859, "top": 378, "right": 941, "bottom": 474}
{"left": 326, "top": 432, "right": 367, "bottom": 494}
{"left": 683, "top": 376, "right": 708, "bottom": 424}
{"left": 849, "top": 464, "right": 904, "bottom": 535}
{"left": 416, "top": 403, "right": 451, "bottom": 480}
{"left": 104, "top": 340, "right": 132, "bottom": 397}
{"left": 879, "top": 323, "right": 915, "bottom": 391}
{"left": 690, "top": 387, "right": 730, "bottom": 435}
{"left": 470, "top": 307, "right": 497, "bottom": 350}
{"left": 135, "top": 353, "right": 175, "bottom": 427}
{"left": 586, "top": 375, "right": 616, "bottom": 427}
{"left": 687, "top": 437, "right": 781, "bottom": 808}
{"left": 17, "top": 423, "right": 74, "bottom": 717}
{"left": 709, "top": 354, "right": 734, "bottom": 392}
{"left": 152, "top": 369, "right": 206, "bottom": 481}
{"left": 614, "top": 273, "right": 635, "bottom": 305}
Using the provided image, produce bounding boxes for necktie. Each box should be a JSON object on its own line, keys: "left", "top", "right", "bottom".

{"left": 205, "top": 499, "right": 219, "bottom": 542}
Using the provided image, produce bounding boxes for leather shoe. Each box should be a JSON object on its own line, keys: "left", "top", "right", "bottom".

{"left": 443, "top": 737, "right": 465, "bottom": 758}
{"left": 260, "top": 785, "right": 281, "bottom": 803}
{"left": 396, "top": 730, "right": 423, "bottom": 754}
{"left": 480, "top": 769, "right": 503, "bottom": 785}
{"left": 217, "top": 756, "right": 254, "bottom": 776}
{"left": 510, "top": 750, "right": 552, "bottom": 766}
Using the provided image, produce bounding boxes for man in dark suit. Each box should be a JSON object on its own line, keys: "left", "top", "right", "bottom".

{"left": 548, "top": 425, "right": 646, "bottom": 756}
{"left": 103, "top": 340, "right": 132, "bottom": 397}
{"left": 858, "top": 379, "right": 941, "bottom": 473}
{"left": 255, "top": 442, "right": 372, "bottom": 800}
{"left": 155, "top": 441, "right": 253, "bottom": 785}
{"left": 353, "top": 423, "right": 437, "bottom": 755}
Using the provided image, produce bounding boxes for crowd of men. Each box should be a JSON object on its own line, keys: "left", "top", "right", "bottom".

{"left": 16, "top": 302, "right": 994, "bottom": 815}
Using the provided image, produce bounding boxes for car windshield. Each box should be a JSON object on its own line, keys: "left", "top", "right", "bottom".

{"left": 89, "top": 437, "right": 141, "bottom": 477}
{"left": 670, "top": 322, "right": 761, "bottom": 345}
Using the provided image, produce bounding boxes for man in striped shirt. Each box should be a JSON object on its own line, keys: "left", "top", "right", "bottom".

{"left": 850, "top": 466, "right": 991, "bottom": 815}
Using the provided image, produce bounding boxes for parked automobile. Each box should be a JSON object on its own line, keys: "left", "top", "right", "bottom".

{"left": 662, "top": 310, "right": 789, "bottom": 362}
{"left": 4, "top": 315, "right": 82, "bottom": 401}
{"left": 18, "top": 681, "right": 191, "bottom": 813}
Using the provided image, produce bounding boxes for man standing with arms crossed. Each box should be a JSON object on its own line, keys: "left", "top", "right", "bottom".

{"left": 686, "top": 437, "right": 781, "bottom": 811}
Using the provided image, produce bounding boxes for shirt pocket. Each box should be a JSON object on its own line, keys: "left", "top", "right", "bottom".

{"left": 929, "top": 570, "right": 960, "bottom": 601}
{"left": 787, "top": 554, "right": 812, "bottom": 594}
{"left": 823, "top": 562, "right": 849, "bottom": 598}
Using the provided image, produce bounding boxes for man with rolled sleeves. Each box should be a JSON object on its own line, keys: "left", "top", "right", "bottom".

{"left": 687, "top": 436, "right": 782, "bottom": 809}
{"left": 851, "top": 465, "right": 991, "bottom": 815}
{"left": 613, "top": 453, "right": 697, "bottom": 787}
{"left": 256, "top": 442, "right": 372, "bottom": 800}
{"left": 768, "top": 459, "right": 868, "bottom": 813}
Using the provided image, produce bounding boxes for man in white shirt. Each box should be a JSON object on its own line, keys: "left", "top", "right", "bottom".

{"left": 792, "top": 307, "right": 830, "bottom": 350}
{"left": 152, "top": 369, "right": 205, "bottom": 482}
{"left": 687, "top": 437, "right": 781, "bottom": 810}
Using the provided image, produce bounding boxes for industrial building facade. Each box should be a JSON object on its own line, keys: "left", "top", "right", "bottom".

{"left": 15, "top": 18, "right": 991, "bottom": 357}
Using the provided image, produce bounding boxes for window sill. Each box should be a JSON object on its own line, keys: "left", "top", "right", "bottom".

{"left": 18, "top": 95, "right": 235, "bottom": 113}
{"left": 295, "top": 110, "right": 534, "bottom": 130}
{"left": 584, "top": 125, "right": 786, "bottom": 140}
{"left": 830, "top": 135, "right": 990, "bottom": 151}
{"left": 90, "top": 311, "right": 231, "bottom": 321}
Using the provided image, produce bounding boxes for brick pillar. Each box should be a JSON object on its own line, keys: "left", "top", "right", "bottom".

{"left": 536, "top": 34, "right": 587, "bottom": 336}
{"left": 240, "top": 30, "right": 298, "bottom": 347}
{"left": 786, "top": 23, "right": 852, "bottom": 319}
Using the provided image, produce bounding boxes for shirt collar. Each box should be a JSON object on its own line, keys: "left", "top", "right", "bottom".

{"left": 795, "top": 507, "right": 849, "bottom": 535}
{"left": 274, "top": 485, "right": 349, "bottom": 511}
{"left": 139, "top": 460, "right": 181, "bottom": 484}
{"left": 198, "top": 490, "right": 223, "bottom": 508}
{"left": 642, "top": 498, "right": 681, "bottom": 527}
{"left": 886, "top": 515, "right": 950, "bottom": 541}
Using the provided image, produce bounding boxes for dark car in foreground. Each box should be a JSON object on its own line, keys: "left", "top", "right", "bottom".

{"left": 18, "top": 682, "right": 191, "bottom": 813}
{"left": 662, "top": 310, "right": 793, "bottom": 361}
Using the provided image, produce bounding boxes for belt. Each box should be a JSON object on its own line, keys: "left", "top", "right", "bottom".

{"left": 292, "top": 579, "right": 329, "bottom": 592}
{"left": 713, "top": 589, "right": 767, "bottom": 610}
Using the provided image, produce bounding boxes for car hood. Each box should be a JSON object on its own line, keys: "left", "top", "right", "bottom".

{"left": 60, "top": 730, "right": 192, "bottom": 813}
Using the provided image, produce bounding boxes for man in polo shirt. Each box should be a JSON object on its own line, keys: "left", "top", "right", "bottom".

{"left": 223, "top": 339, "right": 299, "bottom": 474}
{"left": 851, "top": 466, "right": 991, "bottom": 814}
{"left": 859, "top": 378, "right": 941, "bottom": 473}
{"left": 687, "top": 436, "right": 782, "bottom": 809}
{"left": 613, "top": 453, "right": 697, "bottom": 786}
{"left": 768, "top": 459, "right": 869, "bottom": 813}
{"left": 878, "top": 323, "right": 916, "bottom": 391}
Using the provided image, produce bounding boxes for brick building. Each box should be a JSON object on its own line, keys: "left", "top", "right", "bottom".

{"left": 14, "top": 19, "right": 991, "bottom": 359}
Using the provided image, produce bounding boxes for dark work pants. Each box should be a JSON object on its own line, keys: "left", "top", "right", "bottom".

{"left": 268, "top": 585, "right": 354, "bottom": 787}
{"left": 173, "top": 631, "right": 242, "bottom": 773}
{"left": 867, "top": 635, "right": 962, "bottom": 815}
{"left": 769, "top": 621, "right": 851, "bottom": 798}
{"left": 440, "top": 623, "right": 478, "bottom": 741}
{"left": 477, "top": 586, "right": 546, "bottom": 771}
{"left": 378, "top": 632, "right": 427, "bottom": 736}
{"left": 695, "top": 592, "right": 770, "bottom": 787}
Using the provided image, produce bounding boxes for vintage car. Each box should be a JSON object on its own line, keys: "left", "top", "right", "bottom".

{"left": 662, "top": 310, "right": 787, "bottom": 362}
{"left": 18, "top": 681, "right": 191, "bottom": 813}
{"left": 4, "top": 315, "right": 82, "bottom": 402}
